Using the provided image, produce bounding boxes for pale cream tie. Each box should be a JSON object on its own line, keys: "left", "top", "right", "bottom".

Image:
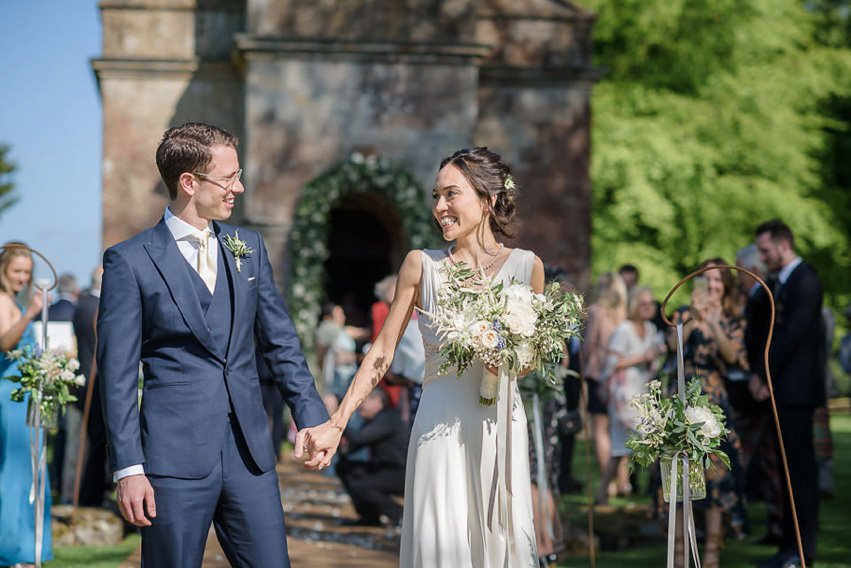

{"left": 191, "top": 229, "right": 216, "bottom": 293}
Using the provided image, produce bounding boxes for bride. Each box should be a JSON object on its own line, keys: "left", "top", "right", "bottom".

{"left": 300, "top": 147, "right": 544, "bottom": 567}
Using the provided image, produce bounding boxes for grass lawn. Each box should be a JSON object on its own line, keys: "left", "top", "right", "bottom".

{"left": 44, "top": 415, "right": 851, "bottom": 567}
{"left": 560, "top": 413, "right": 851, "bottom": 567}
{"left": 47, "top": 534, "right": 139, "bottom": 568}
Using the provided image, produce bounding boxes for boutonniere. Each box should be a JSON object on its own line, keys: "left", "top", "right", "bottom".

{"left": 223, "top": 230, "right": 254, "bottom": 273}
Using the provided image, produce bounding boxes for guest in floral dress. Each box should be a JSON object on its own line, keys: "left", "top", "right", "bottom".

{"left": 661, "top": 258, "right": 749, "bottom": 568}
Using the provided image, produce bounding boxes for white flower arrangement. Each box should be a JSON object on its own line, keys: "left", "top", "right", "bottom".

{"left": 4, "top": 346, "right": 85, "bottom": 418}
{"left": 423, "top": 261, "right": 583, "bottom": 405}
{"left": 627, "top": 378, "right": 730, "bottom": 491}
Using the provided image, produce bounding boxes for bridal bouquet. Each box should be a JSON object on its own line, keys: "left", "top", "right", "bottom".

{"left": 626, "top": 378, "right": 729, "bottom": 494}
{"left": 425, "top": 261, "right": 583, "bottom": 405}
{"left": 4, "top": 346, "right": 85, "bottom": 420}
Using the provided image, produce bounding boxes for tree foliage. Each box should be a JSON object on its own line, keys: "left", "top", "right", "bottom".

{"left": 0, "top": 145, "right": 18, "bottom": 218}
{"left": 586, "top": 0, "right": 851, "bottom": 310}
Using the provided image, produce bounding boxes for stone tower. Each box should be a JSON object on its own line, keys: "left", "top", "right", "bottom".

{"left": 94, "top": 0, "right": 600, "bottom": 326}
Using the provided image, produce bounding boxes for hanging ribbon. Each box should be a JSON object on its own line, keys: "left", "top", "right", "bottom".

{"left": 486, "top": 365, "right": 516, "bottom": 560}
{"left": 665, "top": 324, "right": 702, "bottom": 568}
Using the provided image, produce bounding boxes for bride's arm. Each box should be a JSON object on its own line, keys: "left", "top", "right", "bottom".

{"left": 296, "top": 250, "right": 422, "bottom": 469}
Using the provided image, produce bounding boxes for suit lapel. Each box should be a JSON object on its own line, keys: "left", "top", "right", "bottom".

{"left": 145, "top": 219, "right": 225, "bottom": 362}
{"left": 214, "top": 222, "right": 241, "bottom": 357}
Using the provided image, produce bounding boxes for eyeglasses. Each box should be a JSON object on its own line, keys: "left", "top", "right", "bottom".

{"left": 192, "top": 168, "right": 243, "bottom": 190}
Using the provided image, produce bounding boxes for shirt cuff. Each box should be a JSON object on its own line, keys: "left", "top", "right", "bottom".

{"left": 113, "top": 464, "right": 145, "bottom": 482}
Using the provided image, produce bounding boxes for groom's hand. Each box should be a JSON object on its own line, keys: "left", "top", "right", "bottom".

{"left": 117, "top": 474, "right": 157, "bottom": 527}
{"left": 294, "top": 422, "right": 343, "bottom": 470}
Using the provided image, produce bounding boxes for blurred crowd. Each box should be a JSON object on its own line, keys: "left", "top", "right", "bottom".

{"left": 2, "top": 216, "right": 849, "bottom": 567}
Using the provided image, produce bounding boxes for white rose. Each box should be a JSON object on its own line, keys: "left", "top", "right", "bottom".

{"left": 506, "top": 306, "right": 537, "bottom": 337}
{"left": 468, "top": 320, "right": 491, "bottom": 338}
{"left": 685, "top": 406, "right": 722, "bottom": 439}
{"left": 480, "top": 329, "right": 501, "bottom": 349}
{"left": 515, "top": 341, "right": 537, "bottom": 368}
{"left": 504, "top": 283, "right": 534, "bottom": 305}
{"left": 68, "top": 358, "right": 80, "bottom": 372}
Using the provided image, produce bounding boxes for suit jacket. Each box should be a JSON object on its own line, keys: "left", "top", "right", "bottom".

{"left": 72, "top": 291, "right": 99, "bottom": 410}
{"left": 34, "top": 298, "right": 76, "bottom": 322}
{"left": 97, "top": 218, "right": 328, "bottom": 478}
{"left": 343, "top": 408, "right": 408, "bottom": 469}
{"left": 744, "top": 283, "right": 773, "bottom": 380}
{"left": 767, "top": 262, "right": 826, "bottom": 407}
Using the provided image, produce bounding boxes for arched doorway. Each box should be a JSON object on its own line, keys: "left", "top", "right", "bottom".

{"left": 287, "top": 153, "right": 437, "bottom": 350}
{"left": 324, "top": 193, "right": 404, "bottom": 327}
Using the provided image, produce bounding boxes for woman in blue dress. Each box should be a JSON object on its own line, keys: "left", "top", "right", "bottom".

{"left": 0, "top": 242, "right": 53, "bottom": 566}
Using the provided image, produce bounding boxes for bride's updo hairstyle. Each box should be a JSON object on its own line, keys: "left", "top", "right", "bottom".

{"left": 439, "top": 147, "right": 519, "bottom": 238}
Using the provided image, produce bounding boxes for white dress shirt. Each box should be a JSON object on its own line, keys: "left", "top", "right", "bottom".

{"left": 777, "top": 256, "right": 802, "bottom": 286}
{"left": 114, "top": 208, "right": 217, "bottom": 482}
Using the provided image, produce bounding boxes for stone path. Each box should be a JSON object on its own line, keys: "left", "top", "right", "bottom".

{"left": 120, "top": 455, "right": 399, "bottom": 568}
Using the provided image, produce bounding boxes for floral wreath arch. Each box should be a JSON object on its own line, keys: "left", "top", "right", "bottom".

{"left": 287, "top": 153, "right": 438, "bottom": 351}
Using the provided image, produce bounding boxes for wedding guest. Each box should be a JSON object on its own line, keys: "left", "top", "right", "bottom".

{"left": 581, "top": 272, "right": 628, "bottom": 489}
{"left": 337, "top": 389, "right": 408, "bottom": 527}
{"left": 663, "top": 259, "right": 749, "bottom": 568}
{"left": 316, "top": 303, "right": 368, "bottom": 408}
{"left": 753, "top": 220, "right": 825, "bottom": 568}
{"left": 385, "top": 311, "right": 426, "bottom": 423}
{"left": 737, "top": 244, "right": 784, "bottom": 544}
{"left": 595, "top": 286, "right": 662, "bottom": 505}
{"left": 76, "top": 266, "right": 110, "bottom": 507}
{"left": 618, "top": 264, "right": 639, "bottom": 292}
{"left": 0, "top": 242, "right": 53, "bottom": 565}
{"left": 372, "top": 275, "right": 404, "bottom": 409}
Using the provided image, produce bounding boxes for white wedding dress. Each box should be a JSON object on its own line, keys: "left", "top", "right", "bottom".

{"left": 399, "top": 249, "right": 538, "bottom": 568}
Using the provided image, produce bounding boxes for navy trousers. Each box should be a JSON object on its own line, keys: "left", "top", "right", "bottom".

{"left": 141, "top": 416, "right": 288, "bottom": 568}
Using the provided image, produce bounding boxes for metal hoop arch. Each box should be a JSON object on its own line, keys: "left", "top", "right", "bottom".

{"left": 659, "top": 263, "right": 807, "bottom": 568}
{"left": 0, "top": 243, "right": 59, "bottom": 292}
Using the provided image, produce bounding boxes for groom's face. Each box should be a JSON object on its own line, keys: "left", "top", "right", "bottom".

{"left": 192, "top": 145, "right": 244, "bottom": 222}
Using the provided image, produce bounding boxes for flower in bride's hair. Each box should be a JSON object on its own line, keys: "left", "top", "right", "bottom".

{"left": 504, "top": 176, "right": 516, "bottom": 191}
{"left": 480, "top": 329, "right": 501, "bottom": 349}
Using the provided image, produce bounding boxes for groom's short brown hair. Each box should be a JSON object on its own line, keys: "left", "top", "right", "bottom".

{"left": 156, "top": 122, "right": 238, "bottom": 200}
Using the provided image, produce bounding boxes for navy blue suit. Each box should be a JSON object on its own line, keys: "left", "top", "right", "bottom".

{"left": 97, "top": 218, "right": 328, "bottom": 567}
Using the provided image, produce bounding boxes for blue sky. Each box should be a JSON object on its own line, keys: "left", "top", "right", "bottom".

{"left": 1, "top": 2, "right": 102, "bottom": 289}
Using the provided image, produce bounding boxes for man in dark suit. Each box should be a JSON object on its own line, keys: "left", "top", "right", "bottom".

{"left": 97, "top": 123, "right": 329, "bottom": 567}
{"left": 336, "top": 389, "right": 407, "bottom": 527}
{"left": 75, "top": 266, "right": 108, "bottom": 507}
{"left": 754, "top": 220, "right": 825, "bottom": 568}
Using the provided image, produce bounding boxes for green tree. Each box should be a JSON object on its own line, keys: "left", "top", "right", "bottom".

{"left": 585, "top": 0, "right": 851, "bottom": 310}
{"left": 0, "top": 145, "right": 18, "bottom": 218}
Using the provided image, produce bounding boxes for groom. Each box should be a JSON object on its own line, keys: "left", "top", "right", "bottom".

{"left": 97, "top": 122, "right": 328, "bottom": 567}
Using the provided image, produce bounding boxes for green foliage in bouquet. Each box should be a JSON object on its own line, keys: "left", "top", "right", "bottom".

{"left": 428, "top": 260, "right": 584, "bottom": 383}
{"left": 626, "top": 378, "right": 730, "bottom": 489}
{"left": 4, "top": 346, "right": 84, "bottom": 417}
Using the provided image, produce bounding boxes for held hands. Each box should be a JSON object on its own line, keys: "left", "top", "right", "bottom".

{"left": 116, "top": 474, "right": 156, "bottom": 527}
{"left": 293, "top": 421, "right": 344, "bottom": 471}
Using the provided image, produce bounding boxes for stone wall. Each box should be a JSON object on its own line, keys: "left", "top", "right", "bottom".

{"left": 96, "top": 0, "right": 599, "bottom": 290}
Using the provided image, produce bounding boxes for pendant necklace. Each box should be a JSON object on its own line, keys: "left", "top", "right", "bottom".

{"left": 448, "top": 243, "right": 504, "bottom": 271}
